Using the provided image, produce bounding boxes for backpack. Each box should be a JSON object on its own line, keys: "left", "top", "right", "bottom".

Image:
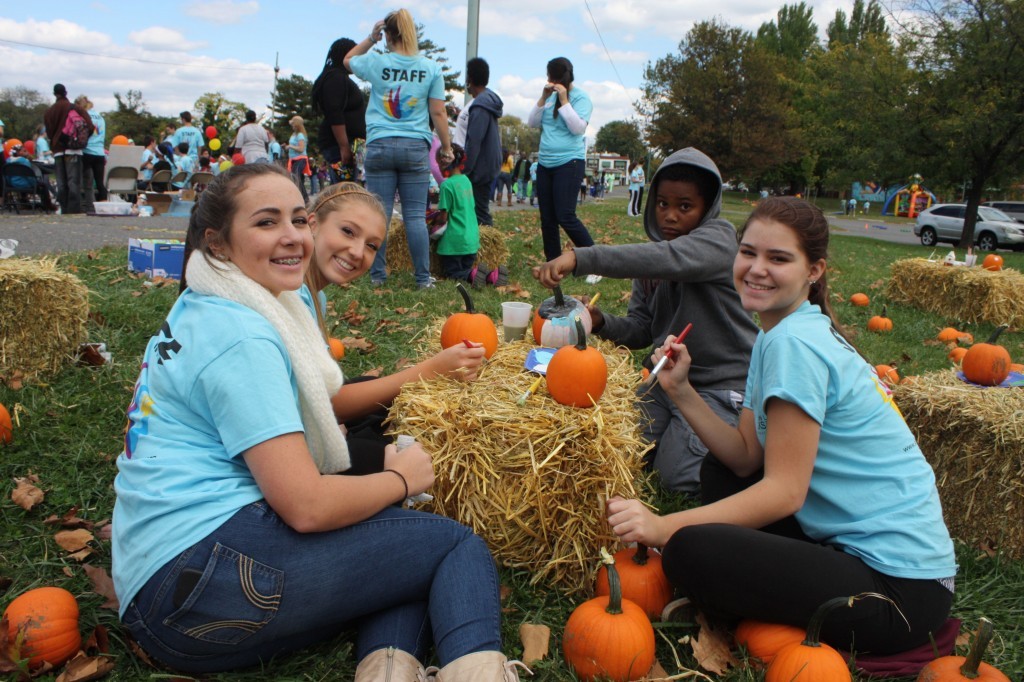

{"left": 60, "top": 109, "right": 91, "bottom": 150}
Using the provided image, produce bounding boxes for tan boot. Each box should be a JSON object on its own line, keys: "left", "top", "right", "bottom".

{"left": 354, "top": 646, "right": 429, "bottom": 681}
{"left": 432, "top": 651, "right": 532, "bottom": 681}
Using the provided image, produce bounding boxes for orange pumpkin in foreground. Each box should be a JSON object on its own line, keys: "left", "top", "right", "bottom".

{"left": 440, "top": 282, "right": 498, "bottom": 358}
{"left": 917, "top": 617, "right": 1010, "bottom": 682}
{"left": 949, "top": 347, "right": 968, "bottom": 364}
{"left": 961, "top": 326, "right": 1011, "bottom": 386}
{"left": 867, "top": 306, "right": 893, "bottom": 333}
{"left": 875, "top": 364, "right": 900, "bottom": 386}
{"left": 981, "top": 254, "right": 1003, "bottom": 271}
{"left": 594, "top": 544, "right": 673, "bottom": 621}
{"left": 3, "top": 586, "right": 81, "bottom": 669}
{"left": 766, "top": 596, "right": 853, "bottom": 682}
{"left": 546, "top": 317, "right": 607, "bottom": 407}
{"left": 564, "top": 550, "right": 655, "bottom": 682}
{"left": 327, "top": 337, "right": 345, "bottom": 361}
{"left": 735, "top": 620, "right": 805, "bottom": 665}
{"left": 0, "top": 402, "right": 12, "bottom": 445}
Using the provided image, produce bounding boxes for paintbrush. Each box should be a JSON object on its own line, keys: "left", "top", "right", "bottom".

{"left": 639, "top": 323, "right": 693, "bottom": 396}
{"left": 517, "top": 376, "right": 544, "bottom": 406}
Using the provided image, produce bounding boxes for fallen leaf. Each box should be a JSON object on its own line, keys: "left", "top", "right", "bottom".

{"left": 83, "top": 565, "right": 119, "bottom": 611}
{"left": 95, "top": 524, "right": 113, "bottom": 542}
{"left": 11, "top": 477, "right": 44, "bottom": 511}
{"left": 340, "top": 300, "right": 367, "bottom": 326}
{"left": 340, "top": 337, "right": 376, "bottom": 353}
{"left": 646, "top": 660, "right": 671, "bottom": 680}
{"left": 499, "top": 584, "right": 512, "bottom": 602}
{"left": 394, "top": 357, "right": 412, "bottom": 371}
{"left": 44, "top": 507, "right": 95, "bottom": 530}
{"left": 519, "top": 623, "right": 550, "bottom": 665}
{"left": 130, "top": 291, "right": 143, "bottom": 298}
{"left": 2, "top": 370, "right": 25, "bottom": 390}
{"left": 54, "top": 652, "right": 115, "bottom": 682}
{"left": 55, "top": 529, "right": 94, "bottom": 553}
{"left": 83, "top": 624, "right": 110, "bottom": 654}
{"left": 690, "top": 614, "right": 738, "bottom": 675}
{"left": 0, "top": 615, "right": 30, "bottom": 677}
{"left": 363, "top": 367, "right": 383, "bottom": 377}
{"left": 955, "top": 630, "right": 971, "bottom": 650}
{"left": 126, "top": 639, "right": 155, "bottom": 668}
{"left": 619, "top": 290, "right": 633, "bottom": 302}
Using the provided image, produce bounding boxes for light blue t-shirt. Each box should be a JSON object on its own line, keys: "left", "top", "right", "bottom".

{"left": 744, "top": 302, "right": 956, "bottom": 580}
{"left": 537, "top": 88, "right": 592, "bottom": 168}
{"left": 629, "top": 165, "right": 645, "bottom": 191}
{"left": 112, "top": 291, "right": 304, "bottom": 617}
{"left": 269, "top": 140, "right": 282, "bottom": 162}
{"left": 349, "top": 51, "right": 445, "bottom": 144}
{"left": 85, "top": 112, "right": 105, "bottom": 156}
{"left": 173, "top": 154, "right": 196, "bottom": 188}
{"left": 288, "top": 132, "right": 307, "bottom": 160}
{"left": 35, "top": 135, "right": 52, "bottom": 161}
{"left": 140, "top": 148, "right": 157, "bottom": 181}
{"left": 298, "top": 283, "right": 327, "bottom": 318}
{"left": 172, "top": 125, "right": 205, "bottom": 160}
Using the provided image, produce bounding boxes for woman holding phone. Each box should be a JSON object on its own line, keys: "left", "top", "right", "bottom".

{"left": 528, "top": 57, "right": 596, "bottom": 263}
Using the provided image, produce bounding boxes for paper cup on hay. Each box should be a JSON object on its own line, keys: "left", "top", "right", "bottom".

{"left": 501, "top": 302, "right": 532, "bottom": 342}
{"left": 387, "top": 324, "right": 655, "bottom": 593}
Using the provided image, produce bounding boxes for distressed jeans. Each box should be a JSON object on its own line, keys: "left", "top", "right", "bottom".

{"left": 121, "top": 502, "right": 501, "bottom": 674}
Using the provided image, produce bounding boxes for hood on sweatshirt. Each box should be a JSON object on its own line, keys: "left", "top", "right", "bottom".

{"left": 470, "top": 88, "right": 504, "bottom": 119}
{"left": 643, "top": 147, "right": 724, "bottom": 242}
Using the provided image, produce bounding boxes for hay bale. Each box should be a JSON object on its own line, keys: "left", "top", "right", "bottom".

{"left": 385, "top": 217, "right": 509, "bottom": 277}
{"left": 894, "top": 370, "right": 1024, "bottom": 558}
{"left": 887, "top": 258, "right": 1024, "bottom": 327}
{"left": 0, "top": 258, "right": 89, "bottom": 382}
{"left": 388, "top": 329, "right": 654, "bottom": 593}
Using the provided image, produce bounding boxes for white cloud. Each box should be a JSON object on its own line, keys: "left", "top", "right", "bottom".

{"left": 0, "top": 18, "right": 113, "bottom": 51}
{"left": 128, "top": 27, "right": 205, "bottom": 52}
{"left": 183, "top": 0, "right": 260, "bottom": 25}
{"left": 580, "top": 43, "right": 648, "bottom": 65}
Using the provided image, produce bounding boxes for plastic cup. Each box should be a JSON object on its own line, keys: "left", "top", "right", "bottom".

{"left": 501, "top": 301, "right": 533, "bottom": 342}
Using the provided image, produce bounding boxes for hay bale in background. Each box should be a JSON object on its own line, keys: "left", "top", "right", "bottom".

{"left": 385, "top": 217, "right": 509, "bottom": 277}
{"left": 388, "top": 329, "right": 653, "bottom": 593}
{"left": 887, "top": 258, "right": 1024, "bottom": 327}
{"left": 1, "top": 258, "right": 89, "bottom": 383}
{"left": 894, "top": 370, "right": 1024, "bottom": 558}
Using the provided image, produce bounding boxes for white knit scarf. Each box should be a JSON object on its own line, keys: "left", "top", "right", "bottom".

{"left": 186, "top": 253, "right": 350, "bottom": 473}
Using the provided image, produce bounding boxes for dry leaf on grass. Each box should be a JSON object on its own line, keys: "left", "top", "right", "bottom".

{"left": 690, "top": 614, "right": 739, "bottom": 675}
{"left": 43, "top": 507, "right": 94, "bottom": 530}
{"left": 11, "top": 476, "right": 44, "bottom": 510}
{"left": 340, "top": 337, "right": 375, "bottom": 353}
{"left": 645, "top": 660, "right": 671, "bottom": 680}
{"left": 83, "top": 565, "right": 119, "bottom": 612}
{"left": 519, "top": 623, "right": 550, "bottom": 665}
{"left": 55, "top": 529, "right": 94, "bottom": 553}
{"left": 340, "top": 300, "right": 367, "bottom": 326}
{"left": 955, "top": 630, "right": 971, "bottom": 649}
{"left": 55, "top": 652, "right": 115, "bottom": 682}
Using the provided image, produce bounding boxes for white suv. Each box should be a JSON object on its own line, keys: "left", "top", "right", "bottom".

{"left": 914, "top": 204, "right": 1024, "bottom": 251}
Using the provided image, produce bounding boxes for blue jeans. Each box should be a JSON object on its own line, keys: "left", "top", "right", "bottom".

{"left": 364, "top": 137, "right": 431, "bottom": 285}
{"left": 121, "top": 502, "right": 501, "bottom": 674}
{"left": 536, "top": 159, "right": 594, "bottom": 261}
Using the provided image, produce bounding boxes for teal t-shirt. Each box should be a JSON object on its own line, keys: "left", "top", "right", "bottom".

{"left": 436, "top": 174, "right": 479, "bottom": 256}
{"left": 349, "top": 51, "right": 444, "bottom": 144}
{"left": 288, "top": 132, "right": 307, "bottom": 159}
{"left": 744, "top": 302, "right": 957, "bottom": 580}
{"left": 85, "top": 112, "right": 105, "bottom": 156}
{"left": 537, "top": 87, "right": 592, "bottom": 168}
{"left": 112, "top": 291, "right": 304, "bottom": 616}
{"left": 172, "top": 125, "right": 205, "bottom": 159}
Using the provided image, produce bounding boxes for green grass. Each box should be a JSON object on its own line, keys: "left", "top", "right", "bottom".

{"left": 2, "top": 193, "right": 1022, "bottom": 680}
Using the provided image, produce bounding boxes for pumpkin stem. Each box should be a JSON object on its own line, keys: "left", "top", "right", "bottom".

{"left": 632, "top": 543, "right": 650, "bottom": 566}
{"left": 986, "top": 325, "right": 1009, "bottom": 344}
{"left": 881, "top": 304, "right": 888, "bottom": 318}
{"left": 455, "top": 282, "right": 476, "bottom": 314}
{"left": 553, "top": 284, "right": 566, "bottom": 309}
{"left": 573, "top": 316, "right": 588, "bottom": 351}
{"left": 802, "top": 596, "right": 853, "bottom": 648}
{"left": 599, "top": 547, "right": 624, "bottom": 616}
{"left": 961, "top": 617, "right": 995, "bottom": 679}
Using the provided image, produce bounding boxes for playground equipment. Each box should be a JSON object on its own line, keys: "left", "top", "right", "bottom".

{"left": 883, "top": 174, "right": 937, "bottom": 218}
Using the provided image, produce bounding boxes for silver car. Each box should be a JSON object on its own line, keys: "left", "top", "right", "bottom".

{"left": 914, "top": 204, "right": 1024, "bottom": 251}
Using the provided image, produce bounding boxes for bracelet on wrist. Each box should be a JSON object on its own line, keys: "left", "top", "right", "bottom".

{"left": 384, "top": 468, "right": 408, "bottom": 502}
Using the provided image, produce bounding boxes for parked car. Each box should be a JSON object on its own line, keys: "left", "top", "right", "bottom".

{"left": 914, "top": 204, "right": 1024, "bottom": 251}
{"left": 981, "top": 201, "right": 1024, "bottom": 223}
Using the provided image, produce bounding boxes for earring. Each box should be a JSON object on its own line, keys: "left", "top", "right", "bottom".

{"left": 215, "top": 252, "right": 228, "bottom": 261}
{"left": 809, "top": 279, "right": 817, "bottom": 285}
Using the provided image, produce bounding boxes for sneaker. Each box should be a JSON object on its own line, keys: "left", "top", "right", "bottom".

{"left": 417, "top": 281, "right": 436, "bottom": 290}
{"left": 585, "top": 274, "right": 603, "bottom": 285}
{"left": 487, "top": 266, "right": 509, "bottom": 286}
{"left": 661, "top": 597, "right": 695, "bottom": 623}
{"left": 470, "top": 266, "right": 487, "bottom": 288}
{"left": 371, "top": 279, "right": 386, "bottom": 288}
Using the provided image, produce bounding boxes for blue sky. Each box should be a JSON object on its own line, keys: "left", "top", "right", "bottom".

{"left": 1, "top": 0, "right": 849, "bottom": 141}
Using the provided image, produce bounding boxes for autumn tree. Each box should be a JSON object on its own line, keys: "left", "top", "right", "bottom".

{"left": 0, "top": 87, "right": 48, "bottom": 141}
{"left": 595, "top": 120, "right": 646, "bottom": 162}
{"left": 497, "top": 115, "right": 539, "bottom": 155}
{"left": 193, "top": 92, "right": 248, "bottom": 147}
{"left": 638, "top": 19, "right": 802, "bottom": 182}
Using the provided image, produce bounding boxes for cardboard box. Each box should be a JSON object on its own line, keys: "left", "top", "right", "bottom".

{"left": 128, "top": 238, "right": 185, "bottom": 280}
{"left": 144, "top": 193, "right": 173, "bottom": 216}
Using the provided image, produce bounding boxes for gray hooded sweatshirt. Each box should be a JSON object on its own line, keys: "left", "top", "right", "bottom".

{"left": 572, "top": 148, "right": 757, "bottom": 392}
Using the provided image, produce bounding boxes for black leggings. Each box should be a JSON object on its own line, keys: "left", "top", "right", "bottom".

{"left": 339, "top": 376, "right": 390, "bottom": 476}
{"left": 660, "top": 453, "right": 953, "bottom": 655}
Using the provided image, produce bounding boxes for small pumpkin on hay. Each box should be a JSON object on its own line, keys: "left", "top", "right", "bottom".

{"left": 439, "top": 282, "right": 498, "bottom": 358}
{"left": 961, "top": 325, "right": 1011, "bottom": 386}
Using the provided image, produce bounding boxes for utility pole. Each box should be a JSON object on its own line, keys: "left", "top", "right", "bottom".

{"left": 465, "top": 0, "right": 480, "bottom": 106}
{"left": 272, "top": 52, "right": 280, "bottom": 123}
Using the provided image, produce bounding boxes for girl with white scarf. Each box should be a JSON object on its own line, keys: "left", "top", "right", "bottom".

{"left": 112, "top": 164, "right": 524, "bottom": 681}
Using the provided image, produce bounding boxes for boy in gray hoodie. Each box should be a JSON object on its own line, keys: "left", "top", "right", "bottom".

{"left": 534, "top": 148, "right": 757, "bottom": 493}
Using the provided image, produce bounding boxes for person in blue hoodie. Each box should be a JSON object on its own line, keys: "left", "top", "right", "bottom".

{"left": 534, "top": 148, "right": 758, "bottom": 495}
{"left": 460, "top": 57, "right": 503, "bottom": 229}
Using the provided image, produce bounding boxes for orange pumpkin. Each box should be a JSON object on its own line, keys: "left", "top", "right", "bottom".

{"left": 875, "top": 364, "right": 900, "bottom": 386}
{"left": 937, "top": 327, "right": 961, "bottom": 343}
{"left": 546, "top": 317, "right": 607, "bottom": 407}
{"left": 949, "top": 347, "right": 968, "bottom": 364}
{"left": 1011, "top": 363, "right": 1024, "bottom": 373}
{"left": 3, "top": 586, "right": 81, "bottom": 669}
{"left": 981, "top": 254, "right": 1003, "bottom": 271}
{"left": 735, "top": 620, "right": 805, "bottom": 665}
{"left": 917, "top": 617, "right": 1010, "bottom": 682}
{"left": 961, "top": 325, "right": 1011, "bottom": 386}
{"left": 563, "top": 550, "right": 655, "bottom": 682}
{"left": 849, "top": 293, "right": 870, "bottom": 307}
{"left": 0, "top": 402, "right": 11, "bottom": 445}
{"left": 327, "top": 337, "right": 345, "bottom": 361}
{"left": 867, "top": 306, "right": 893, "bottom": 333}
{"left": 766, "top": 596, "right": 852, "bottom": 682}
{"left": 532, "top": 285, "right": 593, "bottom": 347}
{"left": 440, "top": 282, "right": 498, "bottom": 358}
{"left": 594, "top": 544, "right": 673, "bottom": 621}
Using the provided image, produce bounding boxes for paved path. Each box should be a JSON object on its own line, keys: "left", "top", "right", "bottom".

{"left": 0, "top": 195, "right": 923, "bottom": 257}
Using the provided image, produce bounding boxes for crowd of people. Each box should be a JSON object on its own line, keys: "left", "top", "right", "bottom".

{"left": 0, "top": 7, "right": 960, "bottom": 679}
